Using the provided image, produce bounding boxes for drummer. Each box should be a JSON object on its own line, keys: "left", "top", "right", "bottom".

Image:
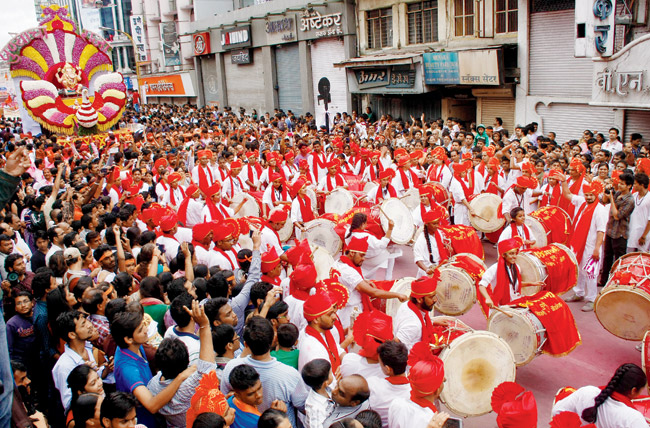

{"left": 478, "top": 237, "right": 545, "bottom": 312}
{"left": 413, "top": 206, "right": 452, "bottom": 278}
{"left": 392, "top": 275, "right": 452, "bottom": 352}
{"left": 290, "top": 179, "right": 318, "bottom": 237}
{"left": 202, "top": 182, "right": 236, "bottom": 222}
{"left": 449, "top": 160, "right": 481, "bottom": 226}
{"left": 412, "top": 184, "right": 439, "bottom": 228}
{"left": 498, "top": 207, "right": 536, "bottom": 248}
{"left": 262, "top": 172, "right": 291, "bottom": 215}
{"left": 260, "top": 207, "right": 289, "bottom": 255}
{"left": 221, "top": 159, "right": 247, "bottom": 203}
{"left": 484, "top": 157, "right": 506, "bottom": 197}
{"left": 502, "top": 176, "right": 539, "bottom": 222}
{"left": 367, "top": 170, "right": 397, "bottom": 205}
{"left": 360, "top": 151, "right": 384, "bottom": 184}
{"left": 344, "top": 212, "right": 395, "bottom": 280}
{"left": 425, "top": 146, "right": 452, "bottom": 188}
{"left": 392, "top": 156, "right": 419, "bottom": 196}
{"left": 333, "top": 236, "right": 408, "bottom": 328}
{"left": 318, "top": 160, "right": 348, "bottom": 192}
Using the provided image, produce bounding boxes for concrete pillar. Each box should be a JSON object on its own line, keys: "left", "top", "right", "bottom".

{"left": 262, "top": 45, "right": 277, "bottom": 113}
{"left": 215, "top": 52, "right": 228, "bottom": 109}
{"left": 299, "top": 41, "right": 314, "bottom": 115}
{"left": 194, "top": 57, "right": 205, "bottom": 108}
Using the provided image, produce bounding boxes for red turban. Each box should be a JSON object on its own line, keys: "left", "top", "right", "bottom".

{"left": 192, "top": 222, "right": 213, "bottom": 242}
{"left": 398, "top": 157, "right": 410, "bottom": 167}
{"left": 285, "top": 239, "right": 312, "bottom": 268}
{"left": 290, "top": 263, "right": 317, "bottom": 292}
{"left": 379, "top": 169, "right": 393, "bottom": 180}
{"left": 583, "top": 181, "right": 604, "bottom": 196}
{"left": 488, "top": 157, "right": 500, "bottom": 169}
{"left": 491, "top": 382, "right": 537, "bottom": 428}
{"left": 410, "top": 274, "right": 439, "bottom": 298}
{"left": 347, "top": 236, "right": 369, "bottom": 254}
{"left": 548, "top": 169, "right": 566, "bottom": 181}
{"left": 326, "top": 280, "right": 349, "bottom": 308}
{"left": 261, "top": 247, "right": 281, "bottom": 273}
{"left": 212, "top": 222, "right": 235, "bottom": 242}
{"left": 394, "top": 148, "right": 407, "bottom": 158}
{"left": 326, "top": 160, "right": 339, "bottom": 168}
{"left": 230, "top": 160, "right": 243, "bottom": 169}
{"left": 168, "top": 172, "right": 181, "bottom": 184}
{"left": 432, "top": 146, "right": 447, "bottom": 160}
{"left": 408, "top": 346, "right": 445, "bottom": 397}
{"left": 205, "top": 182, "right": 221, "bottom": 197}
{"left": 498, "top": 237, "right": 523, "bottom": 256}
{"left": 516, "top": 176, "right": 536, "bottom": 189}
{"left": 370, "top": 151, "right": 381, "bottom": 159}
{"left": 268, "top": 208, "right": 289, "bottom": 223}
{"left": 270, "top": 172, "right": 283, "bottom": 182}
{"left": 299, "top": 159, "right": 309, "bottom": 169}
{"left": 354, "top": 310, "right": 393, "bottom": 359}
{"left": 186, "top": 184, "right": 200, "bottom": 197}
{"left": 303, "top": 291, "right": 335, "bottom": 321}
{"left": 160, "top": 214, "right": 178, "bottom": 232}
{"left": 154, "top": 158, "right": 168, "bottom": 170}
{"left": 422, "top": 205, "right": 448, "bottom": 224}
{"left": 197, "top": 150, "right": 212, "bottom": 160}
{"left": 291, "top": 179, "right": 307, "bottom": 197}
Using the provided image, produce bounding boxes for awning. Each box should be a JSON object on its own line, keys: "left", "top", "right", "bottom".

{"left": 334, "top": 52, "right": 423, "bottom": 68}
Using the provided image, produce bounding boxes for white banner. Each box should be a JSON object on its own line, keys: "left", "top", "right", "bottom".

{"left": 129, "top": 15, "right": 149, "bottom": 62}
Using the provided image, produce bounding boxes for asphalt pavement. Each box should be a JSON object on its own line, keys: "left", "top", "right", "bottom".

{"left": 385, "top": 240, "right": 643, "bottom": 427}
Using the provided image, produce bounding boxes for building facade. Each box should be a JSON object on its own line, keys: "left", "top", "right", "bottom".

{"left": 189, "top": 0, "right": 357, "bottom": 128}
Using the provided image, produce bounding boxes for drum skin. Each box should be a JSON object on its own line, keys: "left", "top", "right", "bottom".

{"left": 401, "top": 188, "right": 420, "bottom": 211}
{"left": 524, "top": 216, "right": 548, "bottom": 247}
{"left": 379, "top": 198, "right": 415, "bottom": 245}
{"left": 324, "top": 188, "right": 354, "bottom": 216}
{"left": 385, "top": 277, "right": 417, "bottom": 317}
{"left": 515, "top": 252, "right": 547, "bottom": 296}
{"left": 435, "top": 265, "right": 477, "bottom": 315}
{"left": 595, "top": 283, "right": 650, "bottom": 340}
{"left": 310, "top": 245, "right": 334, "bottom": 282}
{"left": 231, "top": 193, "right": 260, "bottom": 218}
{"left": 302, "top": 219, "right": 342, "bottom": 256}
{"left": 468, "top": 194, "right": 505, "bottom": 233}
{"left": 439, "top": 331, "right": 516, "bottom": 417}
{"left": 278, "top": 218, "right": 293, "bottom": 242}
{"left": 487, "top": 307, "right": 547, "bottom": 366}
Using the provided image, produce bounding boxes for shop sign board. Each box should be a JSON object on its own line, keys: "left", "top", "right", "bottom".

{"left": 265, "top": 16, "right": 296, "bottom": 44}
{"left": 299, "top": 9, "right": 343, "bottom": 38}
{"left": 193, "top": 32, "right": 211, "bottom": 55}
{"left": 221, "top": 26, "right": 251, "bottom": 50}
{"left": 423, "top": 50, "right": 500, "bottom": 85}
{"left": 231, "top": 49, "right": 252, "bottom": 64}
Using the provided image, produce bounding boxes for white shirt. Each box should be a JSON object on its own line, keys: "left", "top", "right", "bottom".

{"left": 602, "top": 140, "right": 623, "bottom": 154}
{"left": 304, "top": 388, "right": 334, "bottom": 428}
{"left": 191, "top": 165, "right": 215, "bottom": 187}
{"left": 552, "top": 385, "right": 647, "bottom": 428}
{"left": 221, "top": 175, "right": 247, "bottom": 199}
{"left": 391, "top": 169, "right": 414, "bottom": 196}
{"left": 164, "top": 326, "right": 200, "bottom": 365}
{"left": 161, "top": 187, "right": 185, "bottom": 209}
{"left": 45, "top": 244, "right": 63, "bottom": 267}
{"left": 413, "top": 229, "right": 444, "bottom": 278}
{"left": 570, "top": 195, "right": 609, "bottom": 264}
{"left": 502, "top": 187, "right": 533, "bottom": 216}
{"left": 194, "top": 245, "right": 218, "bottom": 268}
{"left": 426, "top": 164, "right": 452, "bottom": 189}
{"left": 367, "top": 376, "right": 411, "bottom": 427}
{"left": 628, "top": 191, "right": 650, "bottom": 250}
{"left": 260, "top": 225, "right": 283, "bottom": 255}
{"left": 339, "top": 353, "right": 384, "bottom": 379}
{"left": 52, "top": 342, "right": 100, "bottom": 410}
{"left": 298, "top": 329, "right": 344, "bottom": 372}
{"left": 201, "top": 203, "right": 233, "bottom": 222}
{"left": 333, "top": 260, "right": 364, "bottom": 329}
{"left": 155, "top": 235, "right": 180, "bottom": 265}
{"left": 213, "top": 249, "right": 239, "bottom": 271}
{"left": 393, "top": 302, "right": 424, "bottom": 351}
{"left": 389, "top": 397, "right": 435, "bottom": 428}
{"left": 184, "top": 198, "right": 204, "bottom": 227}
{"left": 479, "top": 262, "right": 522, "bottom": 302}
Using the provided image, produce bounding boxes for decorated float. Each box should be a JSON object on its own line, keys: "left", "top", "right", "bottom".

{"left": 0, "top": 5, "right": 127, "bottom": 135}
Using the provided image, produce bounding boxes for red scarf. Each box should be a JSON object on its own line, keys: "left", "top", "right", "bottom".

{"left": 398, "top": 168, "right": 413, "bottom": 190}
{"left": 325, "top": 174, "right": 345, "bottom": 192}
{"left": 541, "top": 183, "right": 562, "bottom": 207}
{"left": 559, "top": 175, "right": 584, "bottom": 217}
{"left": 177, "top": 195, "right": 196, "bottom": 225}
{"left": 198, "top": 165, "right": 214, "bottom": 191}
{"left": 334, "top": 318, "right": 346, "bottom": 346}
{"left": 311, "top": 153, "right": 326, "bottom": 177}
{"left": 569, "top": 201, "right": 598, "bottom": 264}
{"left": 427, "top": 229, "right": 450, "bottom": 264}
{"left": 493, "top": 259, "right": 522, "bottom": 305}
{"left": 205, "top": 199, "right": 229, "bottom": 221}
{"left": 606, "top": 389, "right": 637, "bottom": 410}
{"left": 305, "top": 325, "right": 341, "bottom": 372}
{"left": 225, "top": 175, "right": 244, "bottom": 199}
{"left": 427, "top": 164, "right": 444, "bottom": 182}
{"left": 158, "top": 179, "right": 169, "bottom": 192}
{"left": 289, "top": 283, "right": 310, "bottom": 301}
{"left": 246, "top": 163, "right": 258, "bottom": 184}
{"left": 374, "top": 184, "right": 397, "bottom": 204}
{"left": 271, "top": 185, "right": 289, "bottom": 204}
{"left": 410, "top": 394, "right": 438, "bottom": 414}
{"left": 262, "top": 274, "right": 281, "bottom": 286}
{"left": 407, "top": 300, "right": 434, "bottom": 344}
{"left": 192, "top": 240, "right": 210, "bottom": 252}
{"left": 386, "top": 376, "right": 409, "bottom": 386}
{"left": 168, "top": 186, "right": 186, "bottom": 206}
{"left": 367, "top": 163, "right": 383, "bottom": 181}
{"left": 339, "top": 255, "right": 372, "bottom": 312}
{"left": 298, "top": 195, "right": 314, "bottom": 222}
{"left": 510, "top": 223, "right": 531, "bottom": 248}
{"left": 214, "top": 247, "right": 238, "bottom": 270}
{"left": 454, "top": 173, "right": 475, "bottom": 201}
{"left": 218, "top": 167, "right": 228, "bottom": 181}
{"left": 485, "top": 171, "right": 504, "bottom": 196}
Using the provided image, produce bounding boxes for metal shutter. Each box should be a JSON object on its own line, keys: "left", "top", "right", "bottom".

{"left": 536, "top": 102, "right": 616, "bottom": 142}
{"left": 275, "top": 44, "right": 303, "bottom": 115}
{"left": 624, "top": 110, "right": 650, "bottom": 142}
{"left": 310, "top": 39, "right": 349, "bottom": 129}
{"left": 530, "top": 11, "right": 593, "bottom": 97}
{"left": 224, "top": 48, "right": 266, "bottom": 113}
{"left": 478, "top": 97, "right": 515, "bottom": 134}
{"left": 200, "top": 55, "right": 219, "bottom": 106}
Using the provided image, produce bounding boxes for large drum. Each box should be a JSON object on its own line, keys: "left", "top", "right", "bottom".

{"left": 468, "top": 194, "right": 505, "bottom": 233}
{"left": 643, "top": 331, "right": 650, "bottom": 376}
{"left": 231, "top": 193, "right": 260, "bottom": 218}
{"left": 363, "top": 181, "right": 378, "bottom": 195}
{"left": 524, "top": 216, "right": 548, "bottom": 248}
{"left": 302, "top": 218, "right": 342, "bottom": 256}
{"left": 384, "top": 277, "right": 417, "bottom": 317}
{"left": 488, "top": 306, "right": 547, "bottom": 366}
{"left": 430, "top": 182, "right": 451, "bottom": 208}
{"left": 595, "top": 282, "right": 650, "bottom": 341}
{"left": 278, "top": 217, "right": 293, "bottom": 242}
{"left": 324, "top": 188, "right": 355, "bottom": 215}
{"left": 439, "top": 331, "right": 516, "bottom": 417}
{"left": 306, "top": 186, "right": 318, "bottom": 211}
{"left": 400, "top": 188, "right": 420, "bottom": 211}
{"left": 515, "top": 252, "right": 547, "bottom": 296}
{"left": 378, "top": 198, "right": 415, "bottom": 245}
{"left": 609, "top": 252, "right": 650, "bottom": 287}
{"left": 310, "top": 244, "right": 335, "bottom": 282}
{"left": 530, "top": 206, "right": 573, "bottom": 245}
{"left": 435, "top": 253, "right": 486, "bottom": 316}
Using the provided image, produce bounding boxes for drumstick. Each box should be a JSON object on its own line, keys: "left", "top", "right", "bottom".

{"left": 492, "top": 306, "right": 514, "bottom": 318}
{"left": 379, "top": 205, "right": 391, "bottom": 219}
{"left": 470, "top": 212, "right": 491, "bottom": 222}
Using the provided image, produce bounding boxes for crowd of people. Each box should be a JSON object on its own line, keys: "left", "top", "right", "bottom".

{"left": 0, "top": 104, "right": 648, "bottom": 428}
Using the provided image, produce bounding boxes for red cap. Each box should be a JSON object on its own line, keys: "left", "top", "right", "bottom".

{"left": 299, "top": 159, "right": 309, "bottom": 169}
{"left": 284, "top": 151, "right": 295, "bottom": 160}
{"left": 410, "top": 273, "right": 439, "bottom": 298}
{"left": 498, "top": 237, "right": 523, "bottom": 255}
{"left": 347, "top": 236, "right": 369, "bottom": 254}
{"left": 491, "top": 382, "right": 537, "bottom": 428}
{"left": 285, "top": 239, "right": 312, "bottom": 267}
{"left": 270, "top": 172, "right": 283, "bottom": 182}
{"left": 261, "top": 247, "right": 281, "bottom": 273}
{"left": 154, "top": 158, "right": 168, "bottom": 170}
{"left": 326, "top": 160, "right": 339, "bottom": 169}
{"left": 230, "top": 160, "right": 243, "bottom": 169}
{"left": 197, "top": 150, "right": 213, "bottom": 160}
{"left": 398, "top": 157, "right": 410, "bottom": 167}
{"left": 168, "top": 172, "right": 182, "bottom": 184}
{"left": 290, "top": 263, "right": 317, "bottom": 291}
{"left": 291, "top": 179, "right": 307, "bottom": 197}
{"left": 212, "top": 222, "right": 235, "bottom": 242}
{"left": 583, "top": 181, "right": 604, "bottom": 196}
{"left": 408, "top": 343, "right": 445, "bottom": 397}
{"left": 325, "top": 279, "right": 349, "bottom": 308}
{"left": 303, "top": 291, "right": 335, "bottom": 321}
{"left": 379, "top": 169, "right": 394, "bottom": 180}
{"left": 205, "top": 182, "right": 221, "bottom": 197}
{"left": 515, "top": 176, "right": 536, "bottom": 189}
{"left": 193, "top": 222, "right": 213, "bottom": 242}
{"left": 186, "top": 184, "right": 200, "bottom": 197}
{"left": 422, "top": 205, "right": 448, "bottom": 224}
{"left": 432, "top": 146, "right": 447, "bottom": 160}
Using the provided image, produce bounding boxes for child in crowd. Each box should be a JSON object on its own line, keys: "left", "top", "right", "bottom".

{"left": 271, "top": 323, "right": 299, "bottom": 369}
{"left": 301, "top": 358, "right": 334, "bottom": 428}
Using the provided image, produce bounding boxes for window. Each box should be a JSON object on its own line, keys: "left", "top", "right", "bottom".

{"left": 454, "top": 0, "right": 474, "bottom": 36}
{"left": 496, "top": 0, "right": 518, "bottom": 33}
{"left": 407, "top": 1, "right": 439, "bottom": 44}
{"left": 367, "top": 8, "right": 393, "bottom": 49}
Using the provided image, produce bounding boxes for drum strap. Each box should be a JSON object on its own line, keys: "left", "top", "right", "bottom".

{"left": 306, "top": 325, "right": 341, "bottom": 372}
{"left": 407, "top": 301, "right": 435, "bottom": 344}
{"left": 198, "top": 165, "right": 214, "bottom": 191}
{"left": 510, "top": 223, "right": 531, "bottom": 245}
{"left": 298, "top": 195, "right": 314, "bottom": 222}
